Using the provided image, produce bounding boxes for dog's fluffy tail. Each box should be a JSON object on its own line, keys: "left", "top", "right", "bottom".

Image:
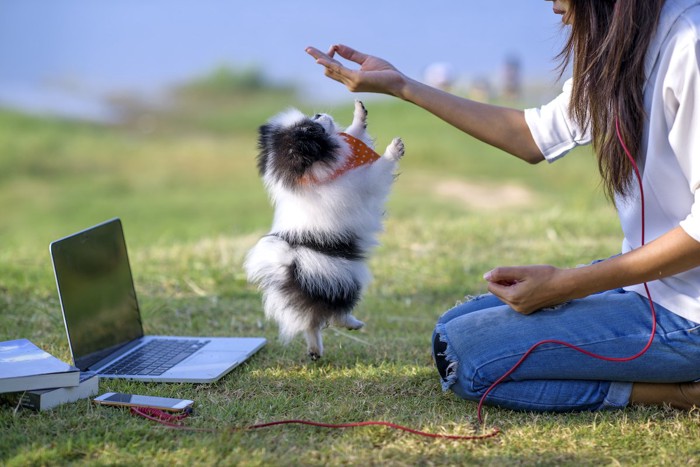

{"left": 245, "top": 234, "right": 314, "bottom": 343}
{"left": 244, "top": 234, "right": 294, "bottom": 288}
{"left": 244, "top": 233, "right": 370, "bottom": 344}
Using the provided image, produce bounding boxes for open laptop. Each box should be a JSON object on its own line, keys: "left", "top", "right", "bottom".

{"left": 50, "top": 218, "right": 266, "bottom": 383}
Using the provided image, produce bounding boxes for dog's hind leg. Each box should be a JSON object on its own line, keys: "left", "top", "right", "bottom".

{"left": 304, "top": 327, "right": 324, "bottom": 360}
{"left": 332, "top": 313, "right": 365, "bottom": 331}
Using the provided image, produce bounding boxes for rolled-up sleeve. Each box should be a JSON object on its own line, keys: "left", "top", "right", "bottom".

{"left": 680, "top": 191, "right": 700, "bottom": 241}
{"left": 524, "top": 78, "right": 592, "bottom": 163}
{"left": 669, "top": 40, "right": 700, "bottom": 241}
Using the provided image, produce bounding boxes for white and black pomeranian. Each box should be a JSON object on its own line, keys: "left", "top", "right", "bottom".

{"left": 245, "top": 100, "right": 404, "bottom": 359}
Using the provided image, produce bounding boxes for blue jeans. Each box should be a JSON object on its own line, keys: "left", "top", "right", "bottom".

{"left": 432, "top": 289, "right": 700, "bottom": 412}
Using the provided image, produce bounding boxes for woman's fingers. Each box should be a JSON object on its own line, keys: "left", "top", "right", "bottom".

{"left": 308, "top": 44, "right": 369, "bottom": 70}
{"left": 331, "top": 44, "right": 369, "bottom": 66}
{"left": 306, "top": 47, "right": 335, "bottom": 67}
{"left": 483, "top": 265, "right": 566, "bottom": 315}
{"left": 307, "top": 44, "right": 403, "bottom": 94}
{"left": 307, "top": 47, "right": 347, "bottom": 81}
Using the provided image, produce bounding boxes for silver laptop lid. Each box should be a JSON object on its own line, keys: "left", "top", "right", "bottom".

{"left": 50, "top": 218, "right": 143, "bottom": 371}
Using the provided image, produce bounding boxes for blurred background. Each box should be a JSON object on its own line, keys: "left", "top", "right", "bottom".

{"left": 0, "top": 0, "right": 619, "bottom": 367}
{"left": 1, "top": 0, "right": 607, "bottom": 310}
{"left": 0, "top": 0, "right": 567, "bottom": 120}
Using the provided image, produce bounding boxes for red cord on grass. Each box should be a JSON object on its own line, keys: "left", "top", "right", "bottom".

{"left": 130, "top": 406, "right": 501, "bottom": 440}
{"left": 476, "top": 117, "right": 657, "bottom": 423}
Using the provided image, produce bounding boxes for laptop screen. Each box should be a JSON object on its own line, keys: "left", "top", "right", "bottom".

{"left": 51, "top": 218, "right": 144, "bottom": 370}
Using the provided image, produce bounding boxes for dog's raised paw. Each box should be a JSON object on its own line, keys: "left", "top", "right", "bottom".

{"left": 354, "top": 99, "right": 368, "bottom": 128}
{"left": 386, "top": 137, "right": 405, "bottom": 161}
{"left": 308, "top": 351, "right": 322, "bottom": 361}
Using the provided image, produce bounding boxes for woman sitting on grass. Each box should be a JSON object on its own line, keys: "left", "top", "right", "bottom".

{"left": 306, "top": 0, "right": 700, "bottom": 412}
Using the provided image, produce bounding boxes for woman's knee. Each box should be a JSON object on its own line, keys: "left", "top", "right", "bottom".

{"left": 432, "top": 330, "right": 483, "bottom": 401}
{"left": 432, "top": 302, "right": 519, "bottom": 400}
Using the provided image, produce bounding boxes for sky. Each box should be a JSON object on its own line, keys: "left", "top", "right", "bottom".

{"left": 0, "top": 0, "right": 568, "bottom": 119}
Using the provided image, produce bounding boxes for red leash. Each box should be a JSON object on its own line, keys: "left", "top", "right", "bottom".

{"left": 130, "top": 406, "right": 500, "bottom": 440}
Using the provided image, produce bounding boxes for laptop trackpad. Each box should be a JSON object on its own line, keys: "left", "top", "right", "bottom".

{"left": 163, "top": 351, "right": 247, "bottom": 382}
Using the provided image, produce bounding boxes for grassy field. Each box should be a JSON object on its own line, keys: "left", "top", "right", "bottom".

{"left": 1, "top": 81, "right": 699, "bottom": 466}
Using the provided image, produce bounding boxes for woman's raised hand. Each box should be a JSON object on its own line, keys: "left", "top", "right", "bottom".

{"left": 306, "top": 44, "right": 407, "bottom": 97}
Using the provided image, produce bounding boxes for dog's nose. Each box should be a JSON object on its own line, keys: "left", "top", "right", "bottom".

{"left": 313, "top": 114, "right": 322, "bottom": 120}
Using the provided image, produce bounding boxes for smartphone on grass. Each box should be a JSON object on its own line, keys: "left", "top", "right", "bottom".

{"left": 93, "top": 392, "right": 194, "bottom": 412}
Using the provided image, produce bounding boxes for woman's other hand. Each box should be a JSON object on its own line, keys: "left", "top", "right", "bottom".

{"left": 483, "top": 265, "right": 574, "bottom": 315}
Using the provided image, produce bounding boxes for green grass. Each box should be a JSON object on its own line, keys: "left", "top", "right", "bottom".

{"left": 2, "top": 88, "right": 699, "bottom": 466}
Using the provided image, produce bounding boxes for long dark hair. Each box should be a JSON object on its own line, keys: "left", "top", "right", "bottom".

{"left": 558, "top": 0, "right": 665, "bottom": 198}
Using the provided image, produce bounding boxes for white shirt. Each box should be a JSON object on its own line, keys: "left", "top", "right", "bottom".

{"left": 524, "top": 0, "right": 700, "bottom": 324}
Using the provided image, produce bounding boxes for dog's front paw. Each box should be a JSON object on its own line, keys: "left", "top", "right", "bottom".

{"left": 385, "top": 137, "right": 405, "bottom": 161}
{"left": 353, "top": 100, "right": 368, "bottom": 128}
{"left": 308, "top": 351, "right": 322, "bottom": 361}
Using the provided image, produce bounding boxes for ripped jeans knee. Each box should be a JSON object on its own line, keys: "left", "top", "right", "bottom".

{"left": 432, "top": 331, "right": 449, "bottom": 379}
{"left": 432, "top": 293, "right": 501, "bottom": 392}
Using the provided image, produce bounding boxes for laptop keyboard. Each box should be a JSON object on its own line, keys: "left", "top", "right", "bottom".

{"left": 102, "top": 339, "right": 210, "bottom": 376}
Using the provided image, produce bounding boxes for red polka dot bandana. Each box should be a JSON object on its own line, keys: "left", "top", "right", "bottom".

{"left": 331, "top": 132, "right": 381, "bottom": 180}
{"left": 300, "top": 132, "right": 380, "bottom": 185}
